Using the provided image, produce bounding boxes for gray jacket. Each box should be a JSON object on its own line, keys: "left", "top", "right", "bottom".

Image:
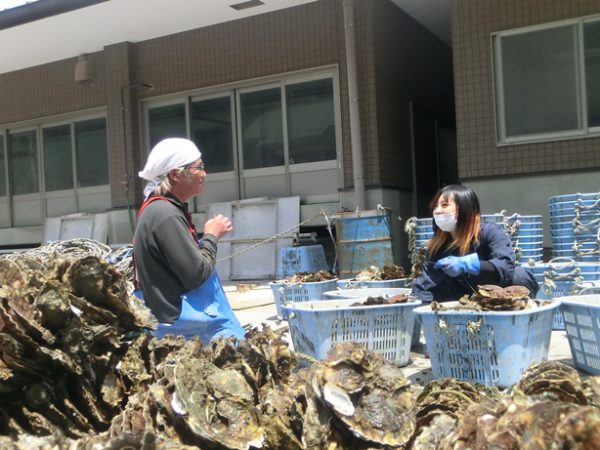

{"left": 133, "top": 194, "right": 218, "bottom": 323}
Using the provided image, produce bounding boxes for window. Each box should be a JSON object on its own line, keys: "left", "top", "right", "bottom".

{"left": 286, "top": 78, "right": 336, "bottom": 164}
{"left": 494, "top": 18, "right": 600, "bottom": 142}
{"left": 75, "top": 118, "right": 108, "bottom": 188}
{"left": 9, "top": 130, "right": 38, "bottom": 195}
{"left": 0, "top": 136, "right": 5, "bottom": 197}
{"left": 240, "top": 88, "right": 284, "bottom": 169}
{"left": 43, "top": 124, "right": 73, "bottom": 191}
{"left": 144, "top": 72, "right": 339, "bottom": 172}
{"left": 148, "top": 103, "right": 186, "bottom": 148}
{"left": 191, "top": 96, "right": 234, "bottom": 173}
{"left": 585, "top": 21, "right": 600, "bottom": 127}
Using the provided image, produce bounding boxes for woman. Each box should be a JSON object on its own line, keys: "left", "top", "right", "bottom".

{"left": 411, "top": 184, "right": 538, "bottom": 302}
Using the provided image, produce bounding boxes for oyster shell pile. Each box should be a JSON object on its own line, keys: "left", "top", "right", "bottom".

{"left": 3, "top": 240, "right": 600, "bottom": 449}
{"left": 282, "top": 270, "right": 336, "bottom": 283}
{"left": 304, "top": 342, "right": 416, "bottom": 449}
{"left": 350, "top": 294, "right": 409, "bottom": 307}
{"left": 432, "top": 284, "right": 536, "bottom": 312}
{"left": 355, "top": 264, "right": 406, "bottom": 281}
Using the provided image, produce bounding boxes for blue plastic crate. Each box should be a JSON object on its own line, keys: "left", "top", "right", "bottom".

{"left": 269, "top": 278, "right": 337, "bottom": 319}
{"left": 549, "top": 193, "right": 600, "bottom": 204}
{"left": 324, "top": 287, "right": 420, "bottom": 347}
{"left": 283, "top": 298, "right": 421, "bottom": 366}
{"left": 414, "top": 301, "right": 559, "bottom": 387}
{"left": 561, "top": 295, "right": 600, "bottom": 375}
{"left": 276, "top": 245, "right": 329, "bottom": 279}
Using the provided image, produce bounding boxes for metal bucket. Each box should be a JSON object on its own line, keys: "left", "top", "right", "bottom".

{"left": 334, "top": 209, "right": 394, "bottom": 278}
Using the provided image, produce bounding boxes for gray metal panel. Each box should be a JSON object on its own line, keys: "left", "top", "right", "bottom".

{"left": 13, "top": 196, "right": 43, "bottom": 226}
{"left": 209, "top": 196, "right": 299, "bottom": 280}
{"left": 42, "top": 212, "right": 108, "bottom": 243}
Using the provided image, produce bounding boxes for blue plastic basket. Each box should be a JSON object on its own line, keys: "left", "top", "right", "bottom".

{"left": 335, "top": 278, "right": 409, "bottom": 289}
{"left": 276, "top": 245, "right": 329, "bottom": 279}
{"left": 323, "top": 287, "right": 420, "bottom": 347}
{"left": 561, "top": 295, "right": 600, "bottom": 375}
{"left": 283, "top": 298, "right": 421, "bottom": 366}
{"left": 414, "top": 301, "right": 559, "bottom": 387}
{"left": 269, "top": 278, "right": 337, "bottom": 319}
{"left": 513, "top": 234, "right": 543, "bottom": 244}
{"left": 549, "top": 193, "right": 600, "bottom": 204}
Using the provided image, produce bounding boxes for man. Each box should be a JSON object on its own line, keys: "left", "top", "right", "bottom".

{"left": 134, "top": 137, "right": 245, "bottom": 342}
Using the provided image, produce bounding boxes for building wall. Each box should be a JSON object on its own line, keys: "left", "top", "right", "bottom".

{"left": 452, "top": 0, "right": 600, "bottom": 179}
{"left": 0, "top": 0, "right": 456, "bottom": 261}
{"left": 371, "top": 0, "right": 455, "bottom": 190}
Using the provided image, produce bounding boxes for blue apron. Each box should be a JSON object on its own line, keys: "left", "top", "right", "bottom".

{"left": 136, "top": 271, "right": 245, "bottom": 342}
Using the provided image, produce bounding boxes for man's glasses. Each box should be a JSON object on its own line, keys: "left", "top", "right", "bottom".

{"left": 187, "top": 163, "right": 205, "bottom": 172}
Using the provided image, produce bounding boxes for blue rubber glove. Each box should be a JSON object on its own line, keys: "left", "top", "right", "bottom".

{"left": 433, "top": 253, "right": 480, "bottom": 277}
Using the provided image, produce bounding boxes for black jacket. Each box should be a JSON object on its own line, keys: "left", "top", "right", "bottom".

{"left": 411, "top": 222, "right": 539, "bottom": 301}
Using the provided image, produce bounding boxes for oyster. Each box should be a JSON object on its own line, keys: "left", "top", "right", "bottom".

{"left": 461, "top": 284, "right": 534, "bottom": 311}
{"left": 284, "top": 270, "right": 336, "bottom": 283}
{"left": 172, "top": 340, "right": 264, "bottom": 450}
{"left": 355, "top": 264, "right": 406, "bottom": 281}
{"left": 512, "top": 360, "right": 589, "bottom": 405}
{"left": 310, "top": 342, "right": 416, "bottom": 447}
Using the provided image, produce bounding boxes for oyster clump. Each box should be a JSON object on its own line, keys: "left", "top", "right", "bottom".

{"left": 281, "top": 270, "right": 336, "bottom": 283}
{"left": 355, "top": 264, "right": 406, "bottom": 281}
{"left": 432, "top": 284, "right": 536, "bottom": 312}
{"left": 306, "top": 342, "right": 416, "bottom": 448}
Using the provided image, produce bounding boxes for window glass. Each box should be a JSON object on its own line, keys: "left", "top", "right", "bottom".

{"left": 240, "top": 88, "right": 283, "bottom": 169}
{"left": 191, "top": 97, "right": 233, "bottom": 173}
{"left": 148, "top": 104, "right": 187, "bottom": 149}
{"left": 501, "top": 25, "right": 578, "bottom": 137}
{"left": 75, "top": 118, "right": 108, "bottom": 187}
{"left": 43, "top": 125, "right": 73, "bottom": 191}
{"left": 585, "top": 21, "right": 600, "bottom": 128}
{"left": 9, "top": 130, "right": 38, "bottom": 195}
{"left": 0, "top": 136, "right": 5, "bottom": 197}
{"left": 286, "top": 78, "right": 336, "bottom": 164}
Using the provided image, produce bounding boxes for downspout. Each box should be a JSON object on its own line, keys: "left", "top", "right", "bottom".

{"left": 342, "top": 0, "right": 366, "bottom": 211}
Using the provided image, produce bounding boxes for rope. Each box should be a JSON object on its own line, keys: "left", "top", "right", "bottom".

{"left": 216, "top": 210, "right": 327, "bottom": 263}
{"left": 572, "top": 196, "right": 600, "bottom": 257}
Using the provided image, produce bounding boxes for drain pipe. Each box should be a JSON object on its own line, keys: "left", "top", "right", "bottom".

{"left": 120, "top": 82, "right": 154, "bottom": 233}
{"left": 343, "top": 0, "right": 366, "bottom": 211}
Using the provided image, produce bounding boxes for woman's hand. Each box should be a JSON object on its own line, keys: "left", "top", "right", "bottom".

{"left": 434, "top": 253, "right": 480, "bottom": 277}
{"left": 203, "top": 214, "right": 233, "bottom": 239}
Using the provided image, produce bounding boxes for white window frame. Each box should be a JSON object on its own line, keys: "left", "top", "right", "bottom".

{"left": 141, "top": 65, "right": 344, "bottom": 200}
{"left": 493, "top": 15, "right": 600, "bottom": 145}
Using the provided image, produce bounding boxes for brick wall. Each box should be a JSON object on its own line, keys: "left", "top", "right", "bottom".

{"left": 453, "top": 0, "right": 600, "bottom": 179}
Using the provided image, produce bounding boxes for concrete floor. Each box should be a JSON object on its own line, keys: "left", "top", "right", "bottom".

{"left": 223, "top": 282, "right": 578, "bottom": 386}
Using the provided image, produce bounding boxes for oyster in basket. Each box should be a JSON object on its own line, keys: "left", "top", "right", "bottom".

{"left": 459, "top": 284, "right": 534, "bottom": 311}
{"left": 355, "top": 264, "right": 406, "bottom": 281}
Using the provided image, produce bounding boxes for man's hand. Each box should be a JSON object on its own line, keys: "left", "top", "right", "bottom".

{"left": 433, "top": 253, "right": 480, "bottom": 277}
{"left": 204, "top": 214, "right": 233, "bottom": 239}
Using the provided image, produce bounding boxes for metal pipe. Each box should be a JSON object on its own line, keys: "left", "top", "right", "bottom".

{"left": 120, "top": 83, "right": 154, "bottom": 233}
{"left": 342, "top": 0, "right": 366, "bottom": 211}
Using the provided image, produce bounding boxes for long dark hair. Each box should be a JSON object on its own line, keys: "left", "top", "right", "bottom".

{"left": 428, "top": 184, "right": 481, "bottom": 256}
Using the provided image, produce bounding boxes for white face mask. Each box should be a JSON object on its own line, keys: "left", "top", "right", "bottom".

{"left": 434, "top": 213, "right": 457, "bottom": 232}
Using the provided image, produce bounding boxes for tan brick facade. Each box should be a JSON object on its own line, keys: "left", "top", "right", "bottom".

{"left": 452, "top": 0, "right": 600, "bottom": 179}
{"left": 0, "top": 0, "right": 453, "bottom": 211}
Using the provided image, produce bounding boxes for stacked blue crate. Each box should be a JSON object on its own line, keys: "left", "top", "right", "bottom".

{"left": 504, "top": 214, "right": 543, "bottom": 264}
{"left": 549, "top": 193, "right": 600, "bottom": 262}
